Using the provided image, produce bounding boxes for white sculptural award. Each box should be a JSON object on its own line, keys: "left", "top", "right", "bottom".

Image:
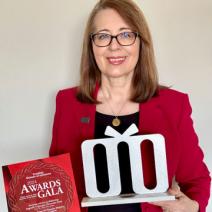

{"left": 81, "top": 124, "right": 175, "bottom": 207}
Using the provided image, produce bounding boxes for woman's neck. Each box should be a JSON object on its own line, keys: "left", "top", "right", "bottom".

{"left": 97, "top": 74, "right": 139, "bottom": 116}
{"left": 100, "top": 75, "right": 132, "bottom": 102}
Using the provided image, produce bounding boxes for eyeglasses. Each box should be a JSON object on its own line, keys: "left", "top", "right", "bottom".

{"left": 91, "top": 31, "right": 139, "bottom": 47}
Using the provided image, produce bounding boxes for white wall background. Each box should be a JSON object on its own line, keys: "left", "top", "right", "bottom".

{"left": 0, "top": 0, "right": 211, "bottom": 211}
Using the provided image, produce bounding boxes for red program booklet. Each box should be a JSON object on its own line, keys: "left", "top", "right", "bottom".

{"left": 2, "top": 153, "right": 81, "bottom": 212}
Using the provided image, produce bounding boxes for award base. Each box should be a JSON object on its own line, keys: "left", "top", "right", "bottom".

{"left": 81, "top": 192, "right": 175, "bottom": 207}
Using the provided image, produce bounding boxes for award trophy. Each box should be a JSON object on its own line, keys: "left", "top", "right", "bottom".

{"left": 81, "top": 124, "right": 175, "bottom": 207}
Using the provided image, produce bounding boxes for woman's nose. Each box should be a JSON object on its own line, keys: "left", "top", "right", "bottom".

{"left": 108, "top": 37, "right": 121, "bottom": 51}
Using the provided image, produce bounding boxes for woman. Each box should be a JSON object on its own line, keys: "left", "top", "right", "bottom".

{"left": 49, "top": 0, "right": 211, "bottom": 211}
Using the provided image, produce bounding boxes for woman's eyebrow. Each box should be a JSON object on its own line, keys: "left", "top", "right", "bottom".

{"left": 95, "top": 29, "right": 110, "bottom": 33}
{"left": 119, "top": 27, "right": 132, "bottom": 31}
{"left": 95, "top": 27, "right": 131, "bottom": 34}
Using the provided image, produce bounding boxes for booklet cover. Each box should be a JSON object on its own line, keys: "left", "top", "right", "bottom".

{"left": 2, "top": 153, "right": 81, "bottom": 212}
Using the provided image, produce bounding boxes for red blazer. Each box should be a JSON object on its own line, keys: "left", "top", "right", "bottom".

{"left": 49, "top": 87, "right": 211, "bottom": 212}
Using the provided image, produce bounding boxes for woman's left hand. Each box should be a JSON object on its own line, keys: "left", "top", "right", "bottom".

{"left": 150, "top": 185, "right": 199, "bottom": 212}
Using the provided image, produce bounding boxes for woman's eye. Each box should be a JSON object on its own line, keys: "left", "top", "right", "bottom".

{"left": 121, "top": 32, "right": 132, "bottom": 38}
{"left": 97, "top": 34, "right": 110, "bottom": 40}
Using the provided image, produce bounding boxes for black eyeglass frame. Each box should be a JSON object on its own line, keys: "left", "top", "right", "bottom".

{"left": 90, "top": 31, "right": 140, "bottom": 47}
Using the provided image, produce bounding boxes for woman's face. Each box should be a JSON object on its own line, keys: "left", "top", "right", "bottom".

{"left": 92, "top": 9, "right": 140, "bottom": 80}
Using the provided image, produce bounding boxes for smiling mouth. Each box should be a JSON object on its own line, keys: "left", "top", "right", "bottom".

{"left": 107, "top": 56, "right": 126, "bottom": 65}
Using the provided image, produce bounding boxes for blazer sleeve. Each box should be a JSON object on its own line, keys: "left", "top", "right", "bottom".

{"left": 49, "top": 91, "right": 61, "bottom": 156}
{"left": 175, "top": 94, "right": 211, "bottom": 212}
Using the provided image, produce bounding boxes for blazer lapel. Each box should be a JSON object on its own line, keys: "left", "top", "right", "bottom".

{"left": 78, "top": 84, "right": 99, "bottom": 141}
{"left": 139, "top": 97, "right": 165, "bottom": 135}
{"left": 78, "top": 103, "right": 96, "bottom": 141}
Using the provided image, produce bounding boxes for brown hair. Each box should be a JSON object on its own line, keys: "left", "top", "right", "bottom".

{"left": 77, "top": 0, "right": 159, "bottom": 103}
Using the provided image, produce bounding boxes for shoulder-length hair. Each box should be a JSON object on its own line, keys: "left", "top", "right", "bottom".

{"left": 77, "top": 0, "right": 159, "bottom": 103}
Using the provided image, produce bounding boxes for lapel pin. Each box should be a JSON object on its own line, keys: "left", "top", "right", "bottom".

{"left": 81, "top": 117, "right": 90, "bottom": 124}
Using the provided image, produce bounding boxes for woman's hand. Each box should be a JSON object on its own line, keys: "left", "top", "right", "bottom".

{"left": 150, "top": 185, "right": 199, "bottom": 212}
